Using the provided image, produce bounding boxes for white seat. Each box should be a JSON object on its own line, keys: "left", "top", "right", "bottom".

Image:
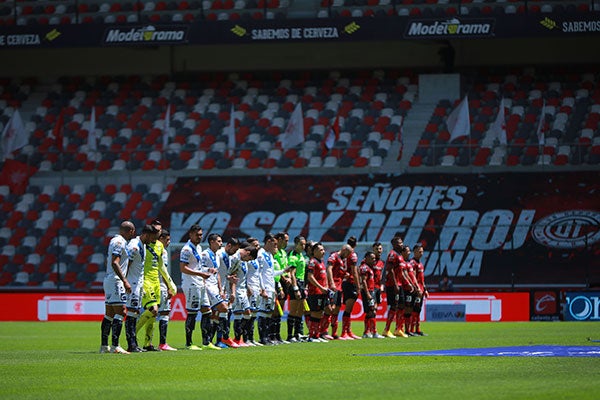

{"left": 307, "top": 156, "right": 322, "bottom": 168}
{"left": 90, "top": 253, "right": 104, "bottom": 265}
{"left": 112, "top": 192, "right": 127, "bottom": 204}
{"left": 369, "top": 156, "right": 383, "bottom": 168}
{"left": 441, "top": 155, "right": 456, "bottom": 166}
{"left": 15, "top": 271, "right": 29, "bottom": 284}
{"left": 268, "top": 149, "right": 282, "bottom": 160}
{"left": 323, "top": 156, "right": 338, "bottom": 167}
{"left": 112, "top": 160, "right": 126, "bottom": 171}
{"left": 82, "top": 218, "right": 96, "bottom": 230}
{"left": 26, "top": 253, "right": 41, "bottom": 265}
{"left": 1, "top": 245, "right": 15, "bottom": 256}
{"left": 359, "top": 148, "right": 373, "bottom": 158}
{"left": 231, "top": 158, "right": 246, "bottom": 169}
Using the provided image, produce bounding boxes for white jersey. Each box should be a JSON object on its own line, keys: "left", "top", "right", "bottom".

{"left": 180, "top": 240, "right": 203, "bottom": 287}
{"left": 126, "top": 236, "right": 145, "bottom": 286}
{"left": 216, "top": 248, "right": 232, "bottom": 291}
{"left": 246, "top": 258, "right": 260, "bottom": 291}
{"left": 228, "top": 251, "right": 247, "bottom": 290}
{"left": 257, "top": 248, "right": 278, "bottom": 292}
{"left": 160, "top": 249, "right": 169, "bottom": 291}
{"left": 200, "top": 248, "right": 220, "bottom": 288}
{"left": 105, "top": 234, "right": 129, "bottom": 281}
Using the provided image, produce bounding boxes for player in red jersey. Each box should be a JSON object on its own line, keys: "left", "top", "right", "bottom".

{"left": 382, "top": 236, "right": 404, "bottom": 338}
{"left": 371, "top": 242, "right": 385, "bottom": 338}
{"left": 401, "top": 245, "right": 421, "bottom": 336}
{"left": 306, "top": 242, "right": 330, "bottom": 342}
{"left": 359, "top": 251, "right": 377, "bottom": 338}
{"left": 340, "top": 236, "right": 362, "bottom": 340}
{"left": 324, "top": 244, "right": 352, "bottom": 340}
{"left": 394, "top": 245, "right": 417, "bottom": 338}
{"left": 410, "top": 243, "right": 428, "bottom": 336}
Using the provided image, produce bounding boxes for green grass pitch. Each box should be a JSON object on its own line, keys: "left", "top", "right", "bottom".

{"left": 0, "top": 321, "right": 598, "bottom": 399}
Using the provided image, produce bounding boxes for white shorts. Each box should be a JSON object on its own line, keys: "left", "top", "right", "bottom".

{"left": 257, "top": 290, "right": 275, "bottom": 314}
{"left": 182, "top": 283, "right": 205, "bottom": 311}
{"left": 158, "top": 285, "right": 171, "bottom": 313}
{"left": 232, "top": 288, "right": 251, "bottom": 313}
{"left": 103, "top": 277, "right": 126, "bottom": 305}
{"left": 126, "top": 279, "right": 143, "bottom": 311}
{"left": 202, "top": 284, "right": 225, "bottom": 309}
{"left": 247, "top": 287, "right": 259, "bottom": 311}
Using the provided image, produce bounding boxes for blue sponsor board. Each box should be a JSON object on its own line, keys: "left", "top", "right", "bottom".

{"left": 426, "top": 304, "right": 466, "bottom": 322}
{"left": 564, "top": 292, "right": 600, "bottom": 321}
{"left": 360, "top": 346, "right": 600, "bottom": 358}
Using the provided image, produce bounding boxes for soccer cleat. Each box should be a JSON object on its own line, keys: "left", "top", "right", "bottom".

{"left": 372, "top": 333, "right": 386, "bottom": 339}
{"left": 340, "top": 333, "right": 354, "bottom": 340}
{"left": 158, "top": 344, "right": 178, "bottom": 351}
{"left": 233, "top": 338, "right": 248, "bottom": 347}
{"left": 383, "top": 330, "right": 396, "bottom": 339}
{"left": 320, "top": 334, "right": 334, "bottom": 341}
{"left": 203, "top": 342, "right": 222, "bottom": 351}
{"left": 127, "top": 346, "right": 146, "bottom": 353}
{"left": 111, "top": 346, "right": 130, "bottom": 354}
{"left": 307, "top": 337, "right": 321, "bottom": 343}
{"left": 216, "top": 341, "right": 229, "bottom": 349}
{"left": 394, "top": 329, "right": 409, "bottom": 338}
{"left": 143, "top": 345, "right": 161, "bottom": 352}
{"left": 288, "top": 337, "right": 299, "bottom": 343}
{"left": 349, "top": 332, "right": 362, "bottom": 340}
{"left": 185, "top": 344, "right": 203, "bottom": 351}
{"left": 362, "top": 333, "right": 373, "bottom": 339}
{"left": 99, "top": 345, "right": 111, "bottom": 353}
{"left": 250, "top": 340, "right": 263, "bottom": 347}
{"left": 416, "top": 331, "right": 428, "bottom": 336}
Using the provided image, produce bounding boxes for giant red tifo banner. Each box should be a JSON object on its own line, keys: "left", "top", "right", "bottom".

{"left": 0, "top": 292, "right": 529, "bottom": 322}
{"left": 159, "top": 172, "right": 600, "bottom": 287}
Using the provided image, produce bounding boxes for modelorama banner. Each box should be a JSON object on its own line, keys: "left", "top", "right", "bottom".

{"left": 0, "top": 292, "right": 528, "bottom": 322}
{"left": 159, "top": 172, "right": 599, "bottom": 287}
{"left": 0, "top": 12, "right": 599, "bottom": 49}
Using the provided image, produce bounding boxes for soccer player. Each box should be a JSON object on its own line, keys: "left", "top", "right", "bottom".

{"left": 157, "top": 229, "right": 178, "bottom": 351}
{"left": 410, "top": 243, "right": 428, "bottom": 336}
{"left": 100, "top": 220, "right": 135, "bottom": 354}
{"left": 199, "top": 233, "right": 231, "bottom": 350}
{"left": 228, "top": 243, "right": 259, "bottom": 346}
{"left": 244, "top": 237, "right": 262, "bottom": 346}
{"left": 124, "top": 224, "right": 159, "bottom": 352}
{"left": 272, "top": 232, "right": 290, "bottom": 343}
{"left": 286, "top": 235, "right": 307, "bottom": 342}
{"left": 325, "top": 244, "right": 352, "bottom": 340}
{"left": 359, "top": 251, "right": 377, "bottom": 338}
{"left": 306, "top": 242, "right": 329, "bottom": 342}
{"left": 215, "top": 237, "right": 240, "bottom": 348}
{"left": 395, "top": 245, "right": 417, "bottom": 338}
{"left": 256, "top": 233, "right": 291, "bottom": 345}
{"left": 340, "top": 236, "right": 362, "bottom": 340}
{"left": 371, "top": 242, "right": 385, "bottom": 338}
{"left": 382, "top": 236, "right": 404, "bottom": 338}
{"left": 136, "top": 220, "right": 166, "bottom": 351}
{"left": 180, "top": 224, "right": 210, "bottom": 350}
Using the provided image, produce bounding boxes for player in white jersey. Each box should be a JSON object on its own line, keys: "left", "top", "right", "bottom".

{"left": 228, "top": 243, "right": 259, "bottom": 347}
{"left": 256, "top": 233, "right": 292, "bottom": 345}
{"left": 244, "top": 237, "right": 262, "bottom": 345}
{"left": 180, "top": 224, "right": 211, "bottom": 350}
{"left": 215, "top": 237, "right": 240, "bottom": 348}
{"left": 123, "top": 224, "right": 159, "bottom": 352}
{"left": 199, "top": 233, "right": 232, "bottom": 350}
{"left": 157, "top": 229, "right": 178, "bottom": 351}
{"left": 100, "top": 221, "right": 135, "bottom": 354}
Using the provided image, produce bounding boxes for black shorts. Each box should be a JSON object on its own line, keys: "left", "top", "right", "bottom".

{"left": 361, "top": 290, "right": 375, "bottom": 310}
{"left": 307, "top": 294, "right": 327, "bottom": 312}
{"left": 342, "top": 281, "right": 358, "bottom": 302}
{"left": 413, "top": 294, "right": 424, "bottom": 313}
{"left": 373, "top": 288, "right": 382, "bottom": 305}
{"left": 330, "top": 290, "right": 342, "bottom": 307}
{"left": 287, "top": 280, "right": 307, "bottom": 299}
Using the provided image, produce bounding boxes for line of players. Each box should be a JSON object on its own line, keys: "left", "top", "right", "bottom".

{"left": 100, "top": 220, "right": 428, "bottom": 353}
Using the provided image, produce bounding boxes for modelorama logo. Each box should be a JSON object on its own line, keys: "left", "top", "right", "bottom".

{"left": 532, "top": 210, "right": 600, "bottom": 249}
{"left": 565, "top": 292, "right": 600, "bottom": 321}
{"left": 103, "top": 25, "right": 189, "bottom": 44}
{"left": 405, "top": 18, "right": 494, "bottom": 38}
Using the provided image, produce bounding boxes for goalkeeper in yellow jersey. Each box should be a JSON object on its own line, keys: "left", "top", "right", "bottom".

{"left": 136, "top": 220, "right": 175, "bottom": 351}
{"left": 157, "top": 229, "right": 178, "bottom": 351}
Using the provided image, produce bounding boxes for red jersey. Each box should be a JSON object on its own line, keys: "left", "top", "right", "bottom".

{"left": 307, "top": 257, "right": 327, "bottom": 295}
{"left": 384, "top": 250, "right": 404, "bottom": 288}
{"left": 358, "top": 263, "right": 375, "bottom": 291}
{"left": 411, "top": 259, "right": 425, "bottom": 291}
{"left": 328, "top": 252, "right": 347, "bottom": 291}
{"left": 344, "top": 251, "right": 358, "bottom": 285}
{"left": 404, "top": 260, "right": 418, "bottom": 291}
{"left": 372, "top": 258, "right": 384, "bottom": 286}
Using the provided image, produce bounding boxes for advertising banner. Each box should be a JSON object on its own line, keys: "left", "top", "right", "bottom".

{"left": 0, "top": 12, "right": 599, "bottom": 49}
{"left": 530, "top": 290, "right": 561, "bottom": 321}
{"left": 159, "top": 172, "right": 599, "bottom": 287}
{"left": 0, "top": 291, "right": 529, "bottom": 322}
{"left": 425, "top": 304, "right": 466, "bottom": 322}
{"left": 564, "top": 291, "right": 600, "bottom": 321}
